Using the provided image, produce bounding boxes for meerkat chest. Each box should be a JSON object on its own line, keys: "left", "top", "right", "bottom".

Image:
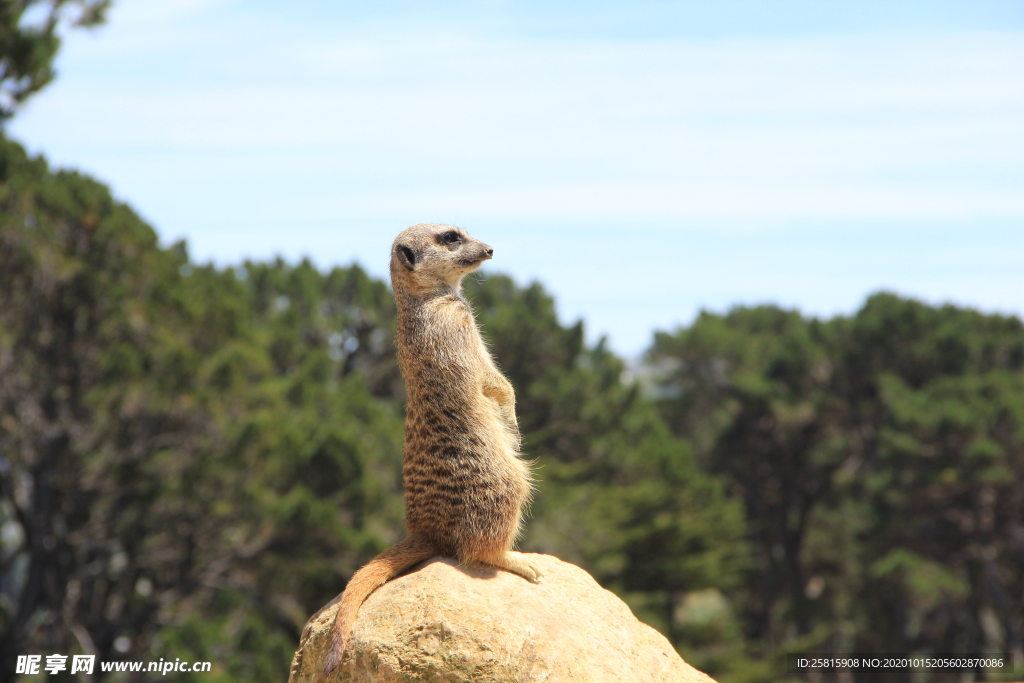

{"left": 401, "top": 301, "right": 489, "bottom": 382}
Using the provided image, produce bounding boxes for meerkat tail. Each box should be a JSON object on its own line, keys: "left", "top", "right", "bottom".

{"left": 323, "top": 535, "right": 438, "bottom": 676}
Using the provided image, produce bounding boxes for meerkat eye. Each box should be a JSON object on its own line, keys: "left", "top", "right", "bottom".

{"left": 441, "top": 231, "right": 460, "bottom": 245}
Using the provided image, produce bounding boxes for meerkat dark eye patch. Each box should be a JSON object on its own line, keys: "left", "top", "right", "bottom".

{"left": 396, "top": 244, "right": 417, "bottom": 271}
{"left": 439, "top": 231, "right": 460, "bottom": 245}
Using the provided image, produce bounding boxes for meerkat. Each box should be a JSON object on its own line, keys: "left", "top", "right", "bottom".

{"left": 322, "top": 223, "right": 541, "bottom": 676}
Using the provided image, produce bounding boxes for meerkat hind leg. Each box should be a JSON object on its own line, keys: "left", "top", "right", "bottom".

{"left": 490, "top": 551, "right": 543, "bottom": 583}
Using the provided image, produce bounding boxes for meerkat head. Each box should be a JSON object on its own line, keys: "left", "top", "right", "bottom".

{"left": 390, "top": 223, "right": 493, "bottom": 294}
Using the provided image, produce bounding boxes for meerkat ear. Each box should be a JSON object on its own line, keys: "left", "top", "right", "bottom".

{"left": 395, "top": 244, "right": 419, "bottom": 271}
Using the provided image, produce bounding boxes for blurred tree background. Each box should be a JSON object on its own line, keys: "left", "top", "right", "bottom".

{"left": 0, "top": 6, "right": 1022, "bottom": 682}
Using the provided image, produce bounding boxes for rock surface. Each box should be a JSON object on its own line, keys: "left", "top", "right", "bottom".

{"left": 288, "top": 553, "right": 716, "bottom": 683}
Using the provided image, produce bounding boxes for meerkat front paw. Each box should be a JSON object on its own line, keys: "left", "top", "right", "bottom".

{"left": 497, "top": 551, "right": 543, "bottom": 583}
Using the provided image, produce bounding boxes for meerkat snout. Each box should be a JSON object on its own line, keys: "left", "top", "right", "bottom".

{"left": 460, "top": 243, "right": 493, "bottom": 266}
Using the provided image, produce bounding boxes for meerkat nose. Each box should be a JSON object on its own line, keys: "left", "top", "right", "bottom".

{"left": 483, "top": 246, "right": 494, "bottom": 259}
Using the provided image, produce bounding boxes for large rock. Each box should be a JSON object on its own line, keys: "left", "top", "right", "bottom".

{"left": 288, "top": 553, "right": 716, "bottom": 683}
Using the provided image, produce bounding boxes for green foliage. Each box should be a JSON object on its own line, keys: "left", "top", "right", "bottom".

{"left": 0, "top": 136, "right": 405, "bottom": 680}
{"left": 0, "top": 0, "right": 108, "bottom": 119}
{"left": 650, "top": 294, "right": 1024, "bottom": 683}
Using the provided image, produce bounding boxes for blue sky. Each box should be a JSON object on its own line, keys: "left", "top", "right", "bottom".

{"left": 8, "top": 0, "right": 1024, "bottom": 355}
